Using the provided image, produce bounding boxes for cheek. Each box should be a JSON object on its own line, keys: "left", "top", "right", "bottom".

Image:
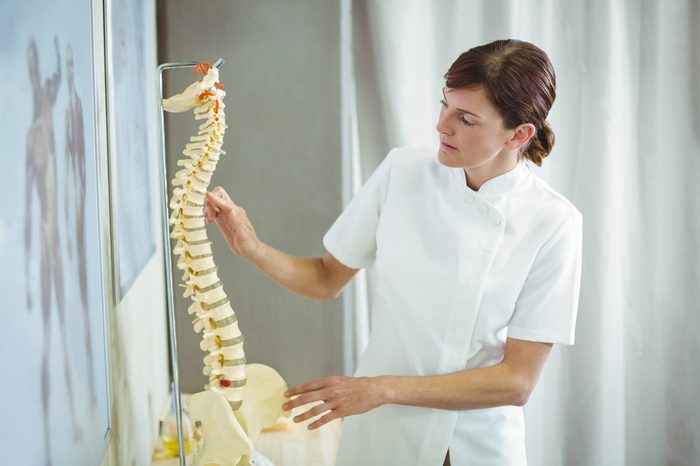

{"left": 455, "top": 130, "right": 481, "bottom": 151}
{"left": 453, "top": 131, "right": 503, "bottom": 164}
{"left": 459, "top": 128, "right": 500, "bottom": 152}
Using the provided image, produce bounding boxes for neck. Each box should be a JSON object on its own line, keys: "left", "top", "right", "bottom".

{"left": 463, "top": 152, "right": 519, "bottom": 191}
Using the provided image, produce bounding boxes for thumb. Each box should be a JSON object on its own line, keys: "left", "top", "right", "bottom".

{"left": 206, "top": 191, "right": 234, "bottom": 210}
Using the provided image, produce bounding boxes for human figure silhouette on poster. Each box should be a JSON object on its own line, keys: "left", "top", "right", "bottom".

{"left": 24, "top": 36, "right": 82, "bottom": 465}
{"left": 64, "top": 43, "right": 96, "bottom": 406}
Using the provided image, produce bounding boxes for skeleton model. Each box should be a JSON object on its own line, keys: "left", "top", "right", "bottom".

{"left": 163, "top": 62, "right": 290, "bottom": 466}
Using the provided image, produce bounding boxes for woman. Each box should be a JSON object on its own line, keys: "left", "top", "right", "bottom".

{"left": 205, "top": 39, "right": 582, "bottom": 466}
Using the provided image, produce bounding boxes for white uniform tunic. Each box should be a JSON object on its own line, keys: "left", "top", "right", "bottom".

{"left": 323, "top": 147, "right": 582, "bottom": 466}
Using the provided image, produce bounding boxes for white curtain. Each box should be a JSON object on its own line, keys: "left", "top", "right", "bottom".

{"left": 345, "top": 0, "right": 700, "bottom": 464}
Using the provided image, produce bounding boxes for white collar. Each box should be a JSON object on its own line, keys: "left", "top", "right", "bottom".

{"left": 451, "top": 160, "right": 531, "bottom": 198}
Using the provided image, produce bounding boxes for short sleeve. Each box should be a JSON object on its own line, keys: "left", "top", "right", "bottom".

{"left": 322, "top": 150, "right": 395, "bottom": 269}
{"left": 507, "top": 213, "right": 583, "bottom": 345}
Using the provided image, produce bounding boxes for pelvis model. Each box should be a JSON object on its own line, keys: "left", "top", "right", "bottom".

{"left": 163, "top": 62, "right": 291, "bottom": 466}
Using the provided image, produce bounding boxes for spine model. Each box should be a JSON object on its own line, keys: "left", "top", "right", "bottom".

{"left": 163, "top": 63, "right": 290, "bottom": 466}
{"left": 166, "top": 63, "right": 247, "bottom": 409}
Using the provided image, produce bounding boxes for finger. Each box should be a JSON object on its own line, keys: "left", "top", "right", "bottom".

{"left": 204, "top": 203, "right": 219, "bottom": 220}
{"left": 205, "top": 209, "right": 217, "bottom": 223}
{"left": 206, "top": 193, "right": 239, "bottom": 218}
{"left": 206, "top": 200, "right": 221, "bottom": 215}
{"left": 211, "top": 185, "right": 228, "bottom": 197}
{"left": 309, "top": 411, "right": 341, "bottom": 430}
{"left": 206, "top": 196, "right": 233, "bottom": 220}
{"left": 211, "top": 186, "right": 235, "bottom": 204}
{"left": 283, "top": 391, "right": 326, "bottom": 410}
{"left": 293, "top": 402, "right": 331, "bottom": 423}
{"left": 286, "top": 378, "right": 328, "bottom": 397}
{"left": 205, "top": 191, "right": 229, "bottom": 209}
{"left": 283, "top": 392, "right": 321, "bottom": 409}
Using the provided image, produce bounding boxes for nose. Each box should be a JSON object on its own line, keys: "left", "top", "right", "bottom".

{"left": 435, "top": 111, "right": 453, "bottom": 136}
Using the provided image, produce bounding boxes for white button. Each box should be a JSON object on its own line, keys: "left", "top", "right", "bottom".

{"left": 479, "top": 204, "right": 489, "bottom": 214}
{"left": 466, "top": 195, "right": 476, "bottom": 204}
{"left": 495, "top": 217, "right": 502, "bottom": 226}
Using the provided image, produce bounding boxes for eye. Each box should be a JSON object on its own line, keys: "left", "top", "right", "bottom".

{"left": 459, "top": 115, "right": 475, "bottom": 127}
{"left": 440, "top": 99, "right": 474, "bottom": 127}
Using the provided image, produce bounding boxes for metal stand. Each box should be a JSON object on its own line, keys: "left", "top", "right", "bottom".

{"left": 156, "top": 58, "right": 224, "bottom": 466}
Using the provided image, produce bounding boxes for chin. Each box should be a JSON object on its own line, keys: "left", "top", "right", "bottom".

{"left": 437, "top": 148, "right": 462, "bottom": 168}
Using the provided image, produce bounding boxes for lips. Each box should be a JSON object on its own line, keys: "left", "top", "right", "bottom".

{"left": 441, "top": 141, "right": 457, "bottom": 150}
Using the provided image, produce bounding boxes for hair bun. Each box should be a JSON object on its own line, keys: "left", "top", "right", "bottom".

{"left": 523, "top": 121, "right": 555, "bottom": 166}
{"left": 444, "top": 40, "right": 557, "bottom": 166}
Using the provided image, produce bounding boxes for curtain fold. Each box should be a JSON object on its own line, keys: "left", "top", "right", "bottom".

{"left": 348, "top": 1, "right": 700, "bottom": 464}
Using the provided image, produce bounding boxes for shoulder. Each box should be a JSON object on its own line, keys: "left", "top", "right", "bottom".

{"left": 517, "top": 166, "right": 582, "bottom": 233}
{"left": 381, "top": 146, "right": 451, "bottom": 195}
{"left": 384, "top": 146, "right": 445, "bottom": 181}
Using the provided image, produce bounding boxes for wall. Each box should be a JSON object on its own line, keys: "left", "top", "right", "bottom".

{"left": 101, "top": 257, "right": 170, "bottom": 466}
{"left": 157, "top": 1, "right": 344, "bottom": 393}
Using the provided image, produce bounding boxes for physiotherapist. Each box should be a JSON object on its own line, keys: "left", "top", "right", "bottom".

{"left": 204, "top": 39, "right": 583, "bottom": 466}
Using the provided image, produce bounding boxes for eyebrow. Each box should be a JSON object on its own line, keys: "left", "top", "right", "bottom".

{"left": 442, "top": 88, "right": 482, "bottom": 119}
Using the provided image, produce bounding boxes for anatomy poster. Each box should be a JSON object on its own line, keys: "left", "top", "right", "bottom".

{"left": 0, "top": 1, "right": 110, "bottom": 465}
{"left": 108, "top": 0, "right": 157, "bottom": 300}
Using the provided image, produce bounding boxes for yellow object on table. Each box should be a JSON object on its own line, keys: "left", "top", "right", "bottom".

{"left": 152, "top": 399, "right": 341, "bottom": 466}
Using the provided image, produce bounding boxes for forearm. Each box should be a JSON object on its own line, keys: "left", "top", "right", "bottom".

{"left": 247, "top": 241, "right": 331, "bottom": 301}
{"left": 378, "top": 362, "right": 530, "bottom": 411}
{"left": 205, "top": 188, "right": 353, "bottom": 301}
{"left": 286, "top": 339, "right": 550, "bottom": 429}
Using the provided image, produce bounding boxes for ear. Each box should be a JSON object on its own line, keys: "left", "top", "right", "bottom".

{"left": 504, "top": 123, "right": 536, "bottom": 150}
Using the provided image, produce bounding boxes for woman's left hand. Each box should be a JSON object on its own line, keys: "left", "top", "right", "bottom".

{"left": 283, "top": 376, "right": 386, "bottom": 430}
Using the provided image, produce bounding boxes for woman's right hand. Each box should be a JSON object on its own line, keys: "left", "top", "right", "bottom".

{"left": 204, "top": 187, "right": 261, "bottom": 260}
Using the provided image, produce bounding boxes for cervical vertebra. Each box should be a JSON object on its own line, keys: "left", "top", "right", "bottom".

{"left": 164, "top": 62, "right": 290, "bottom": 466}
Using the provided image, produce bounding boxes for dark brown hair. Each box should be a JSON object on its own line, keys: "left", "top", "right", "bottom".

{"left": 445, "top": 39, "right": 556, "bottom": 166}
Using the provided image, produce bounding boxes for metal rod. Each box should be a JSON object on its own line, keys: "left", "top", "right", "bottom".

{"left": 156, "top": 58, "right": 224, "bottom": 466}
